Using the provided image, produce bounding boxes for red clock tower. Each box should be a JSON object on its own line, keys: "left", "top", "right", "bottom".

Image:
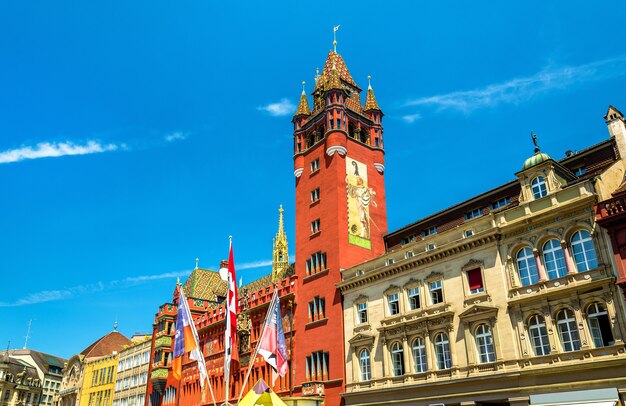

{"left": 291, "top": 48, "right": 388, "bottom": 405}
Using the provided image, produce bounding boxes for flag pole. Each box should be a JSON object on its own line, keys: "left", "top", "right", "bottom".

{"left": 236, "top": 287, "right": 279, "bottom": 403}
{"left": 224, "top": 282, "right": 230, "bottom": 405}
{"left": 180, "top": 284, "right": 217, "bottom": 406}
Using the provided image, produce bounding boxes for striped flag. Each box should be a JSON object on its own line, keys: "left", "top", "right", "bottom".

{"left": 258, "top": 290, "right": 288, "bottom": 383}
{"left": 172, "top": 285, "right": 209, "bottom": 388}
{"left": 220, "top": 241, "right": 239, "bottom": 378}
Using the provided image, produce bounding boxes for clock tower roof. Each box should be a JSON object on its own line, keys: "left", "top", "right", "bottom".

{"left": 316, "top": 50, "right": 361, "bottom": 92}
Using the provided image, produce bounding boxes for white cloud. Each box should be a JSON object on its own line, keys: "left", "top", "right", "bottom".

{"left": 404, "top": 55, "right": 626, "bottom": 115}
{"left": 258, "top": 98, "right": 296, "bottom": 117}
{"left": 0, "top": 257, "right": 288, "bottom": 307}
{"left": 402, "top": 113, "right": 422, "bottom": 124}
{"left": 0, "top": 140, "right": 119, "bottom": 164}
{"left": 164, "top": 132, "right": 188, "bottom": 142}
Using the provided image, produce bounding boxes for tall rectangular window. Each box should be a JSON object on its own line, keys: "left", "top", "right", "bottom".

{"left": 305, "top": 351, "right": 329, "bottom": 381}
{"left": 430, "top": 280, "right": 444, "bottom": 304}
{"left": 357, "top": 302, "right": 368, "bottom": 324}
{"left": 467, "top": 268, "right": 484, "bottom": 294}
{"left": 310, "top": 188, "right": 320, "bottom": 203}
{"left": 310, "top": 158, "right": 320, "bottom": 172}
{"left": 310, "top": 219, "right": 320, "bottom": 234}
{"left": 305, "top": 251, "right": 327, "bottom": 275}
{"left": 308, "top": 296, "right": 325, "bottom": 322}
{"left": 408, "top": 287, "right": 420, "bottom": 310}
{"left": 388, "top": 293, "right": 400, "bottom": 315}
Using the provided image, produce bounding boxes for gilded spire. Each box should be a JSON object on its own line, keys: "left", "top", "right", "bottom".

{"left": 364, "top": 75, "right": 381, "bottom": 111}
{"left": 326, "top": 61, "right": 342, "bottom": 91}
{"left": 294, "top": 81, "right": 311, "bottom": 117}
{"left": 272, "top": 205, "right": 289, "bottom": 282}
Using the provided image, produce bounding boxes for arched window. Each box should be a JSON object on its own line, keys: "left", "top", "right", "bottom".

{"left": 528, "top": 315, "right": 550, "bottom": 356}
{"left": 517, "top": 247, "right": 539, "bottom": 286}
{"left": 571, "top": 230, "right": 598, "bottom": 272}
{"left": 434, "top": 333, "right": 451, "bottom": 370}
{"left": 543, "top": 239, "right": 567, "bottom": 279}
{"left": 556, "top": 309, "right": 581, "bottom": 352}
{"left": 475, "top": 324, "right": 495, "bottom": 363}
{"left": 531, "top": 176, "right": 547, "bottom": 199}
{"left": 411, "top": 337, "right": 427, "bottom": 373}
{"left": 587, "top": 303, "right": 614, "bottom": 348}
{"left": 390, "top": 342, "right": 404, "bottom": 376}
{"left": 359, "top": 349, "right": 371, "bottom": 381}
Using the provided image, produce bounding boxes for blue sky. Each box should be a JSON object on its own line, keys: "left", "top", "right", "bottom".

{"left": 1, "top": 1, "right": 625, "bottom": 359}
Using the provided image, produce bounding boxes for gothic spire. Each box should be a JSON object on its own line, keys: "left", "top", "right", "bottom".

{"left": 272, "top": 205, "right": 289, "bottom": 282}
{"left": 364, "top": 76, "right": 381, "bottom": 111}
{"left": 294, "top": 81, "right": 311, "bottom": 117}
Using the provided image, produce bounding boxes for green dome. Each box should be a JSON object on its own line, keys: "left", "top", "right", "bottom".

{"left": 522, "top": 151, "right": 551, "bottom": 170}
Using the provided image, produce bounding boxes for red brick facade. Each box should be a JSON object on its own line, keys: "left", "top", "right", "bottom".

{"left": 291, "top": 51, "right": 388, "bottom": 405}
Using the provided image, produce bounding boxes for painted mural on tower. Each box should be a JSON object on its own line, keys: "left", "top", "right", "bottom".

{"left": 346, "top": 157, "right": 376, "bottom": 249}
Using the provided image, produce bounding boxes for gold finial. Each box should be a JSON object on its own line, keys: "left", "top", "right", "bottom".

{"left": 368, "top": 75, "right": 372, "bottom": 89}
{"left": 113, "top": 320, "right": 118, "bottom": 332}
{"left": 333, "top": 25, "right": 340, "bottom": 52}
{"left": 301, "top": 81, "right": 306, "bottom": 94}
{"left": 195, "top": 257, "right": 199, "bottom": 270}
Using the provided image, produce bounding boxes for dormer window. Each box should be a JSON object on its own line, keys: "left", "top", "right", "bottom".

{"left": 531, "top": 176, "right": 547, "bottom": 199}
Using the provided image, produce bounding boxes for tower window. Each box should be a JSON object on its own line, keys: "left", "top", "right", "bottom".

{"left": 310, "top": 159, "right": 320, "bottom": 173}
{"left": 305, "top": 351, "right": 329, "bottom": 381}
{"left": 310, "top": 219, "right": 320, "bottom": 234}
{"left": 308, "top": 296, "right": 325, "bottom": 322}
{"left": 310, "top": 188, "right": 320, "bottom": 203}
{"left": 305, "top": 251, "right": 327, "bottom": 275}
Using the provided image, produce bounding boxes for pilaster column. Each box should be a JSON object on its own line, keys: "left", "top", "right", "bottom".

{"left": 402, "top": 335, "right": 411, "bottom": 376}
{"left": 534, "top": 249, "right": 548, "bottom": 282}
{"left": 561, "top": 241, "right": 576, "bottom": 275}
{"left": 463, "top": 322, "right": 475, "bottom": 366}
{"left": 424, "top": 333, "right": 434, "bottom": 373}
{"left": 448, "top": 327, "right": 459, "bottom": 369}
{"left": 490, "top": 317, "right": 503, "bottom": 361}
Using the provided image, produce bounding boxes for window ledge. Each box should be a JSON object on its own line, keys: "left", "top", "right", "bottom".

{"left": 310, "top": 231, "right": 321, "bottom": 238}
{"left": 305, "top": 318, "right": 328, "bottom": 329}
{"left": 303, "top": 268, "right": 329, "bottom": 283}
{"left": 310, "top": 199, "right": 320, "bottom": 207}
{"left": 310, "top": 169, "right": 320, "bottom": 177}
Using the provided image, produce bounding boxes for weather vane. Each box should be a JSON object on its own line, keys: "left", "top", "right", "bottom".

{"left": 333, "top": 25, "right": 340, "bottom": 52}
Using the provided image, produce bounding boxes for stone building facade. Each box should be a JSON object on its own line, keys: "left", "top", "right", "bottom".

{"left": 0, "top": 352, "right": 42, "bottom": 406}
{"left": 338, "top": 112, "right": 626, "bottom": 405}
{"left": 112, "top": 336, "right": 151, "bottom": 406}
{"left": 8, "top": 349, "right": 65, "bottom": 406}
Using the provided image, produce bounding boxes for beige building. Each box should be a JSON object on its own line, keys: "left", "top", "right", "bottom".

{"left": 58, "top": 330, "right": 131, "bottom": 406}
{"left": 0, "top": 352, "right": 43, "bottom": 406}
{"left": 339, "top": 107, "right": 626, "bottom": 406}
{"left": 112, "top": 335, "right": 151, "bottom": 406}
{"left": 8, "top": 349, "right": 66, "bottom": 406}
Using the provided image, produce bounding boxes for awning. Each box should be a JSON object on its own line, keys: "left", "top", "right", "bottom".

{"left": 530, "top": 388, "right": 619, "bottom": 406}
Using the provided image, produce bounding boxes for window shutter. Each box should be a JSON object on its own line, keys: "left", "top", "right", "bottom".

{"left": 467, "top": 268, "right": 483, "bottom": 291}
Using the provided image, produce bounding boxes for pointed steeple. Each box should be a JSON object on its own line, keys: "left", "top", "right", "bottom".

{"left": 294, "top": 81, "right": 311, "bottom": 117}
{"left": 272, "top": 205, "right": 289, "bottom": 282}
{"left": 317, "top": 50, "right": 360, "bottom": 91}
{"left": 364, "top": 76, "right": 381, "bottom": 111}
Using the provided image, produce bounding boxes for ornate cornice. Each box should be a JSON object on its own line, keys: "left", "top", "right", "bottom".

{"left": 338, "top": 233, "right": 499, "bottom": 292}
